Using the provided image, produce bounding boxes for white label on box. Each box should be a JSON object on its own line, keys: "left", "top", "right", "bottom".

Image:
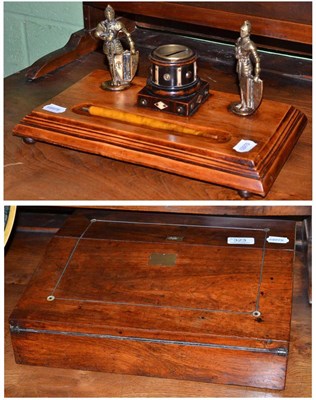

{"left": 227, "top": 237, "right": 255, "bottom": 245}
{"left": 43, "top": 103, "right": 67, "bottom": 113}
{"left": 266, "top": 236, "right": 289, "bottom": 244}
{"left": 233, "top": 139, "right": 257, "bottom": 153}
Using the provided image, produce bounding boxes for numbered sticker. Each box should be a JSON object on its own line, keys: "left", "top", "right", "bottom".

{"left": 233, "top": 139, "right": 257, "bottom": 153}
{"left": 43, "top": 103, "right": 67, "bottom": 114}
{"left": 227, "top": 237, "right": 255, "bottom": 245}
{"left": 266, "top": 236, "right": 289, "bottom": 244}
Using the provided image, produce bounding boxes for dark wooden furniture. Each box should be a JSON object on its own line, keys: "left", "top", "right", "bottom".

{"left": 4, "top": 2, "right": 312, "bottom": 200}
{"left": 5, "top": 207, "right": 311, "bottom": 396}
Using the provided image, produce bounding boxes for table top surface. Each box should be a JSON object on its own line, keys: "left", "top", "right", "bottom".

{"left": 4, "top": 47, "right": 312, "bottom": 201}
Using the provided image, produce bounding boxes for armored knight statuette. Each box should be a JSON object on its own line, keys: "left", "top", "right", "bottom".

{"left": 229, "top": 21, "right": 263, "bottom": 116}
{"left": 95, "top": 5, "right": 139, "bottom": 91}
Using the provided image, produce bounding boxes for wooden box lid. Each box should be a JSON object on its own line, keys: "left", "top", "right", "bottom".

{"left": 10, "top": 210, "right": 296, "bottom": 389}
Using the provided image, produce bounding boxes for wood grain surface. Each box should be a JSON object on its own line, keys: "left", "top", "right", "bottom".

{"left": 8, "top": 210, "right": 296, "bottom": 389}
{"left": 5, "top": 209, "right": 311, "bottom": 397}
{"left": 12, "top": 70, "right": 307, "bottom": 197}
{"left": 4, "top": 29, "right": 312, "bottom": 200}
{"left": 110, "top": 1, "right": 312, "bottom": 45}
{"left": 92, "top": 205, "right": 312, "bottom": 216}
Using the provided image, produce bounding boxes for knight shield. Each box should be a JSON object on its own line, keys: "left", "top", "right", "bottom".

{"left": 114, "top": 50, "right": 139, "bottom": 82}
{"left": 247, "top": 76, "right": 263, "bottom": 110}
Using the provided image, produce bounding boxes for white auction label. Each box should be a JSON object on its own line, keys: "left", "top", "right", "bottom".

{"left": 266, "top": 236, "right": 289, "bottom": 244}
{"left": 43, "top": 103, "right": 67, "bottom": 113}
{"left": 227, "top": 237, "right": 255, "bottom": 245}
{"left": 233, "top": 139, "right": 257, "bottom": 153}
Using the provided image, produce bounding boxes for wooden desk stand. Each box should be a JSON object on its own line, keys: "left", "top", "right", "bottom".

{"left": 10, "top": 211, "right": 296, "bottom": 389}
{"left": 12, "top": 70, "right": 306, "bottom": 197}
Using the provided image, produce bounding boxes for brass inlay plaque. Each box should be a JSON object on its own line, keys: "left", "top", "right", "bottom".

{"left": 149, "top": 253, "right": 177, "bottom": 266}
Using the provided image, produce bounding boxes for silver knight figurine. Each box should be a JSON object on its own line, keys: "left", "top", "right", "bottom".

{"left": 229, "top": 21, "right": 263, "bottom": 116}
{"left": 95, "top": 5, "right": 139, "bottom": 91}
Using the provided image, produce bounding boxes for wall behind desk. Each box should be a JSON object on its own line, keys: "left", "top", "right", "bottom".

{"left": 4, "top": 1, "right": 84, "bottom": 77}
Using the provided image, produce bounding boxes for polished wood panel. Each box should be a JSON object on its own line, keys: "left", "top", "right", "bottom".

{"left": 5, "top": 209, "right": 311, "bottom": 397}
{"left": 96, "top": 206, "right": 312, "bottom": 217}
{"left": 184, "top": 2, "right": 312, "bottom": 24}
{"left": 110, "top": 1, "right": 312, "bottom": 45}
{"left": 11, "top": 332, "right": 288, "bottom": 390}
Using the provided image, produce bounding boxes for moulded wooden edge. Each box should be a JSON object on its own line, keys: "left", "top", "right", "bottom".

{"left": 13, "top": 103, "right": 307, "bottom": 196}
{"left": 255, "top": 107, "right": 307, "bottom": 195}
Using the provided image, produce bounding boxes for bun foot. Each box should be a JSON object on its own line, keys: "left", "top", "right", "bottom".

{"left": 23, "top": 137, "right": 36, "bottom": 144}
{"left": 237, "top": 190, "right": 252, "bottom": 199}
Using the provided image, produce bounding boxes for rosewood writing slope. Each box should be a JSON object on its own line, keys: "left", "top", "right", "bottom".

{"left": 10, "top": 210, "right": 296, "bottom": 389}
